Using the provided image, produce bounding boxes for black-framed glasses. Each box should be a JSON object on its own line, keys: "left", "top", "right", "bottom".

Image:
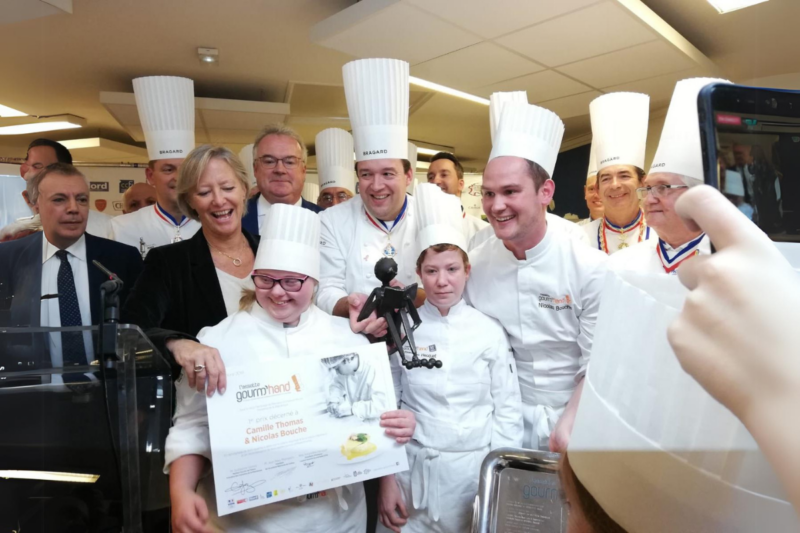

{"left": 256, "top": 155, "right": 302, "bottom": 169}
{"left": 636, "top": 184, "right": 689, "bottom": 200}
{"left": 251, "top": 274, "right": 309, "bottom": 292}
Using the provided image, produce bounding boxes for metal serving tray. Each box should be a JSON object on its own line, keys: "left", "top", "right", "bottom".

{"left": 472, "top": 448, "right": 568, "bottom": 533}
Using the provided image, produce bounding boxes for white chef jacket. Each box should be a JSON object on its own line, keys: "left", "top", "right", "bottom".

{"left": 377, "top": 299, "right": 522, "bottom": 533}
{"left": 86, "top": 210, "right": 114, "bottom": 239}
{"left": 465, "top": 226, "right": 607, "bottom": 450}
{"left": 468, "top": 212, "right": 589, "bottom": 251}
{"left": 111, "top": 203, "right": 200, "bottom": 259}
{"left": 164, "top": 303, "right": 369, "bottom": 533}
{"left": 462, "top": 213, "right": 488, "bottom": 249}
{"left": 608, "top": 234, "right": 710, "bottom": 275}
{"left": 328, "top": 359, "right": 387, "bottom": 421}
{"left": 318, "top": 195, "right": 418, "bottom": 314}
{"left": 584, "top": 212, "right": 656, "bottom": 255}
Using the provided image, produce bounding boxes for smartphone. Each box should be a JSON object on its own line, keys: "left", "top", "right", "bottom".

{"left": 698, "top": 83, "right": 800, "bottom": 244}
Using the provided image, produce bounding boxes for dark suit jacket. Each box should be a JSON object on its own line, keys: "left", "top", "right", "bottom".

{"left": 241, "top": 193, "right": 322, "bottom": 235}
{"left": 0, "top": 231, "right": 143, "bottom": 369}
{"left": 121, "top": 229, "right": 259, "bottom": 377}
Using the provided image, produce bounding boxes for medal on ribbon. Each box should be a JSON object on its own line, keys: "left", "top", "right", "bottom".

{"left": 365, "top": 198, "right": 408, "bottom": 260}
{"left": 657, "top": 234, "right": 705, "bottom": 274}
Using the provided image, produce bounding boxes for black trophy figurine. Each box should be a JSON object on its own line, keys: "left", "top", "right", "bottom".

{"left": 356, "top": 257, "right": 441, "bottom": 369}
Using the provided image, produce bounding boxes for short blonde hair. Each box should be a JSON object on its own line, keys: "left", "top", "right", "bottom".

{"left": 177, "top": 145, "right": 250, "bottom": 221}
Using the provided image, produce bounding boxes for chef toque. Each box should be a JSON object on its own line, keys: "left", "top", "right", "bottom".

{"left": 133, "top": 76, "right": 195, "bottom": 161}
{"left": 415, "top": 182, "right": 467, "bottom": 254}
{"left": 586, "top": 139, "right": 598, "bottom": 180}
{"left": 254, "top": 204, "right": 321, "bottom": 280}
{"left": 569, "top": 270, "right": 800, "bottom": 533}
{"left": 590, "top": 92, "right": 649, "bottom": 173}
{"left": 650, "top": 78, "right": 732, "bottom": 186}
{"left": 343, "top": 58, "right": 409, "bottom": 162}
{"left": 490, "top": 91, "right": 528, "bottom": 144}
{"left": 316, "top": 128, "right": 356, "bottom": 194}
{"left": 239, "top": 144, "right": 256, "bottom": 189}
{"left": 489, "top": 102, "right": 564, "bottom": 179}
{"left": 724, "top": 169, "right": 745, "bottom": 196}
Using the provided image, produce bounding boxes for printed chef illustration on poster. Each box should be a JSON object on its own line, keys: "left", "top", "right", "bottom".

{"left": 206, "top": 343, "right": 407, "bottom": 516}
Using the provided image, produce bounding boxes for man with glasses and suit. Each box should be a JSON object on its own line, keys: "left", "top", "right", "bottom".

{"left": 241, "top": 124, "right": 322, "bottom": 236}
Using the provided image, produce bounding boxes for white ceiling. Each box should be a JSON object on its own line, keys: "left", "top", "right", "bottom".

{"left": 0, "top": 0, "right": 796, "bottom": 170}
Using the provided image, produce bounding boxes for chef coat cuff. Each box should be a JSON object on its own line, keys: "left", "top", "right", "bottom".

{"left": 163, "top": 425, "right": 212, "bottom": 474}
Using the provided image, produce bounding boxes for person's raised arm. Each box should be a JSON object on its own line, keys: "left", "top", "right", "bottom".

{"left": 668, "top": 185, "right": 800, "bottom": 515}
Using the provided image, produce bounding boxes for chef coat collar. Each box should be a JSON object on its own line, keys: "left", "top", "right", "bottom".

{"left": 422, "top": 297, "right": 467, "bottom": 319}
{"left": 249, "top": 300, "right": 313, "bottom": 330}
{"left": 519, "top": 222, "right": 553, "bottom": 262}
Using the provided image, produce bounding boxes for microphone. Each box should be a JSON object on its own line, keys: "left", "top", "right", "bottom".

{"left": 92, "top": 260, "right": 124, "bottom": 324}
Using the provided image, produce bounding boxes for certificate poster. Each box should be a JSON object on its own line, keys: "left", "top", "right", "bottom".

{"left": 206, "top": 343, "right": 409, "bottom": 516}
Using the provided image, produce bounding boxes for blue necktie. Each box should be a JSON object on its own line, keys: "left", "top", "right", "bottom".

{"left": 56, "top": 250, "right": 88, "bottom": 371}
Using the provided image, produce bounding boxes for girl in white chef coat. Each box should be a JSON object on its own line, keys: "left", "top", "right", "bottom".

{"left": 376, "top": 184, "right": 523, "bottom": 533}
{"left": 166, "top": 204, "right": 416, "bottom": 533}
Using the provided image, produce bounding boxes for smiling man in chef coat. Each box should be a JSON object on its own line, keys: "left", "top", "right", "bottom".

{"left": 466, "top": 101, "right": 607, "bottom": 453}
{"left": 584, "top": 92, "right": 656, "bottom": 254}
{"left": 318, "top": 58, "right": 423, "bottom": 334}
{"left": 111, "top": 76, "right": 200, "bottom": 258}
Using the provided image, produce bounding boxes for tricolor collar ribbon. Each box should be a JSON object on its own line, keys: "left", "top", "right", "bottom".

{"left": 155, "top": 203, "right": 190, "bottom": 228}
{"left": 365, "top": 197, "right": 408, "bottom": 235}
{"left": 657, "top": 233, "right": 706, "bottom": 274}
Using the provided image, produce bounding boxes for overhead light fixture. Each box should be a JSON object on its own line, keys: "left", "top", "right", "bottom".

{"left": 198, "top": 47, "right": 219, "bottom": 65}
{"left": 409, "top": 77, "right": 490, "bottom": 106}
{"left": 416, "top": 161, "right": 430, "bottom": 170}
{"left": 416, "top": 147, "right": 452, "bottom": 156}
{"left": 707, "top": 0, "right": 768, "bottom": 13}
{"left": 0, "top": 114, "right": 85, "bottom": 135}
{"left": 0, "top": 470, "right": 99, "bottom": 484}
{"left": 0, "top": 104, "right": 27, "bottom": 118}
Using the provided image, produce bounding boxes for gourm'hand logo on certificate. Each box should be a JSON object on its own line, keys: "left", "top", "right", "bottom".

{"left": 206, "top": 343, "right": 408, "bottom": 516}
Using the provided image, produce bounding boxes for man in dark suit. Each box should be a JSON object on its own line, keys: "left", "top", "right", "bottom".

{"left": 0, "top": 163, "right": 143, "bottom": 373}
{"left": 241, "top": 124, "right": 322, "bottom": 235}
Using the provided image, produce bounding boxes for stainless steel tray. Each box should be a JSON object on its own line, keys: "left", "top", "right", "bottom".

{"left": 472, "top": 448, "right": 568, "bottom": 533}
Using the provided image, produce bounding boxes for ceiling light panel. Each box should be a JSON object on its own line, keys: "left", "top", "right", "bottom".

{"left": 707, "top": 0, "right": 769, "bottom": 14}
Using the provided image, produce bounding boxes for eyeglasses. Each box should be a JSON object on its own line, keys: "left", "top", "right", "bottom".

{"left": 320, "top": 192, "right": 351, "bottom": 203}
{"left": 251, "top": 274, "right": 309, "bottom": 292}
{"left": 636, "top": 184, "right": 689, "bottom": 200}
{"left": 256, "top": 156, "right": 302, "bottom": 169}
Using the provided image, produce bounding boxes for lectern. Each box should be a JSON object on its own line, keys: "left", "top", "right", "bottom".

{"left": 0, "top": 324, "right": 172, "bottom": 532}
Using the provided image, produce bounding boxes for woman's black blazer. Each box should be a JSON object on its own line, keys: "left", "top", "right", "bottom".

{"left": 122, "top": 229, "right": 259, "bottom": 376}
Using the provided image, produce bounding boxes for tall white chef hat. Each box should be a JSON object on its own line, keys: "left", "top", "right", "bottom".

{"left": 489, "top": 102, "right": 565, "bottom": 179}
{"left": 316, "top": 128, "right": 356, "bottom": 194}
{"left": 415, "top": 182, "right": 467, "bottom": 254}
{"left": 650, "top": 78, "right": 732, "bottom": 186}
{"left": 238, "top": 144, "right": 256, "bottom": 189}
{"left": 253, "top": 204, "right": 321, "bottom": 280}
{"left": 489, "top": 91, "right": 528, "bottom": 144}
{"left": 586, "top": 139, "right": 598, "bottom": 180}
{"left": 569, "top": 270, "right": 799, "bottom": 533}
{"left": 590, "top": 92, "right": 649, "bottom": 173}
{"left": 343, "top": 58, "right": 409, "bottom": 162}
{"left": 133, "top": 76, "right": 195, "bottom": 161}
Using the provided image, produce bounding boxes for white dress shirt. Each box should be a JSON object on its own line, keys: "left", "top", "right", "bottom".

{"left": 41, "top": 234, "right": 94, "bottom": 369}
{"left": 257, "top": 195, "right": 303, "bottom": 233}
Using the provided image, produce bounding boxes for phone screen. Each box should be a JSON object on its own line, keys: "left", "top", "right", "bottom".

{"left": 702, "top": 86, "right": 800, "bottom": 242}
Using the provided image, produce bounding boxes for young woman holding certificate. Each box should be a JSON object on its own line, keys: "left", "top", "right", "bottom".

{"left": 165, "top": 204, "right": 416, "bottom": 533}
{"left": 376, "top": 184, "right": 524, "bottom": 533}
